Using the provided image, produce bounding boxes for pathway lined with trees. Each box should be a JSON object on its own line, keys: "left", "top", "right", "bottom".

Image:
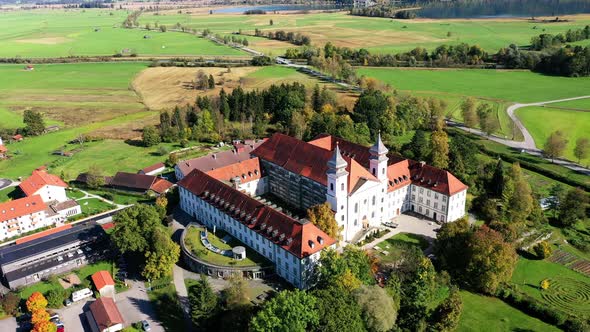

{"left": 449, "top": 95, "right": 590, "bottom": 175}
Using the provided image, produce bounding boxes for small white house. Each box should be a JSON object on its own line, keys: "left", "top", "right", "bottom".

{"left": 92, "top": 270, "right": 116, "bottom": 300}
{"left": 138, "top": 162, "right": 166, "bottom": 176}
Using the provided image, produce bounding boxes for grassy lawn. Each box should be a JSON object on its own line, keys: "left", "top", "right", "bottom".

{"left": 372, "top": 233, "right": 430, "bottom": 264}
{"left": 66, "top": 188, "right": 86, "bottom": 200}
{"left": 18, "top": 261, "right": 114, "bottom": 299}
{"left": 457, "top": 291, "right": 561, "bottom": 332}
{"left": 0, "top": 9, "right": 243, "bottom": 57}
{"left": 0, "top": 62, "right": 148, "bottom": 130}
{"left": 0, "top": 186, "right": 20, "bottom": 202}
{"left": 138, "top": 11, "right": 590, "bottom": 54}
{"left": 547, "top": 98, "right": 590, "bottom": 110}
{"left": 84, "top": 189, "right": 152, "bottom": 205}
{"left": 184, "top": 226, "right": 270, "bottom": 267}
{"left": 511, "top": 256, "right": 590, "bottom": 316}
{"left": 147, "top": 278, "right": 185, "bottom": 332}
{"left": 515, "top": 106, "right": 590, "bottom": 163}
{"left": 78, "top": 198, "right": 116, "bottom": 215}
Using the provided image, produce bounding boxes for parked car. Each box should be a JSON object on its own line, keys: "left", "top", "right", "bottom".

{"left": 56, "top": 325, "right": 65, "bottom": 332}
{"left": 141, "top": 320, "right": 151, "bottom": 331}
{"left": 383, "top": 222, "right": 398, "bottom": 228}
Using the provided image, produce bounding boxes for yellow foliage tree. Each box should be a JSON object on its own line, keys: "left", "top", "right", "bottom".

{"left": 31, "top": 309, "right": 50, "bottom": 325}
{"left": 541, "top": 279, "right": 550, "bottom": 290}
{"left": 307, "top": 202, "right": 340, "bottom": 240}
{"left": 32, "top": 320, "right": 57, "bottom": 332}
{"left": 335, "top": 269, "right": 362, "bottom": 290}
{"left": 26, "top": 292, "right": 48, "bottom": 313}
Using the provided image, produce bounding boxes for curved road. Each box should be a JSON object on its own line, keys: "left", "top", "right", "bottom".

{"left": 448, "top": 95, "right": 590, "bottom": 176}
{"left": 505, "top": 95, "right": 590, "bottom": 151}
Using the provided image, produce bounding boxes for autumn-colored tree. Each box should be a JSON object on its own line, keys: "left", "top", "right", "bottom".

{"left": 334, "top": 269, "right": 362, "bottom": 290}
{"left": 32, "top": 320, "right": 57, "bottom": 332}
{"left": 533, "top": 241, "right": 553, "bottom": 259}
{"left": 543, "top": 130, "right": 568, "bottom": 162}
{"left": 461, "top": 97, "right": 478, "bottom": 130}
{"left": 26, "top": 292, "right": 48, "bottom": 313}
{"left": 430, "top": 130, "right": 449, "bottom": 169}
{"left": 307, "top": 202, "right": 340, "bottom": 240}
{"left": 574, "top": 137, "right": 589, "bottom": 163}
{"left": 31, "top": 309, "right": 50, "bottom": 325}
{"left": 540, "top": 279, "right": 550, "bottom": 290}
{"left": 467, "top": 226, "right": 518, "bottom": 294}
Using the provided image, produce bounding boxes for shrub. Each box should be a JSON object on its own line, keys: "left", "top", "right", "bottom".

{"left": 46, "top": 289, "right": 67, "bottom": 308}
{"left": 0, "top": 293, "right": 20, "bottom": 316}
{"left": 533, "top": 241, "right": 553, "bottom": 259}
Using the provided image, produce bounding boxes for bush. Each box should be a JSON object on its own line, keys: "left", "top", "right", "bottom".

{"left": 250, "top": 56, "right": 272, "bottom": 66}
{"left": 0, "top": 293, "right": 20, "bottom": 316}
{"left": 533, "top": 241, "right": 553, "bottom": 259}
{"left": 46, "top": 289, "right": 67, "bottom": 308}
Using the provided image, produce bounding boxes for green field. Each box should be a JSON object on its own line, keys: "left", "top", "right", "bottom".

{"left": 546, "top": 98, "right": 590, "bottom": 110}
{"left": 511, "top": 256, "right": 590, "bottom": 317}
{"left": 359, "top": 67, "right": 590, "bottom": 139}
{"left": 138, "top": 11, "right": 590, "bottom": 54}
{"left": 516, "top": 106, "right": 590, "bottom": 163}
{"left": 457, "top": 291, "right": 561, "bottom": 332}
{"left": 0, "top": 9, "right": 243, "bottom": 57}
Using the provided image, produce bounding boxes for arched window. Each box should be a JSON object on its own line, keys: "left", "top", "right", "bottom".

{"left": 341, "top": 183, "right": 345, "bottom": 191}
{"left": 372, "top": 196, "right": 376, "bottom": 206}
{"left": 372, "top": 168, "right": 376, "bottom": 176}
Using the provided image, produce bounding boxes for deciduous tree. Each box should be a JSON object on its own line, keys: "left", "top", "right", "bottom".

{"left": 574, "top": 137, "right": 589, "bottom": 163}
{"left": 142, "top": 125, "right": 161, "bottom": 147}
{"left": 142, "top": 227, "right": 180, "bottom": 280}
{"left": 0, "top": 292, "right": 20, "bottom": 316}
{"left": 430, "top": 130, "right": 449, "bottom": 169}
{"left": 544, "top": 130, "right": 568, "bottom": 162}
{"left": 353, "top": 285, "right": 397, "bottom": 332}
{"left": 307, "top": 202, "right": 340, "bottom": 240}
{"left": 23, "top": 110, "right": 46, "bottom": 136}
{"left": 32, "top": 320, "right": 57, "bottom": 332}
{"left": 428, "top": 287, "right": 463, "bottom": 332}
{"left": 313, "top": 286, "right": 365, "bottom": 332}
{"left": 250, "top": 290, "right": 319, "bottom": 332}
{"left": 460, "top": 97, "right": 478, "bottom": 130}
{"left": 558, "top": 187, "right": 589, "bottom": 227}
{"left": 26, "top": 292, "right": 48, "bottom": 312}
{"left": 222, "top": 275, "right": 249, "bottom": 309}
{"left": 111, "top": 204, "right": 161, "bottom": 254}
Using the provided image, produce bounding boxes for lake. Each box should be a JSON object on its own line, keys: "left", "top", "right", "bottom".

{"left": 414, "top": 0, "right": 590, "bottom": 19}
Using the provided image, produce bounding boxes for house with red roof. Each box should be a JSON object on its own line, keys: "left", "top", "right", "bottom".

{"left": 86, "top": 297, "right": 124, "bottom": 332}
{"left": 138, "top": 162, "right": 165, "bottom": 176}
{"left": 92, "top": 270, "right": 116, "bottom": 300}
{"left": 0, "top": 145, "right": 7, "bottom": 159}
{"left": 20, "top": 167, "right": 69, "bottom": 203}
{"left": 177, "top": 133, "right": 467, "bottom": 287}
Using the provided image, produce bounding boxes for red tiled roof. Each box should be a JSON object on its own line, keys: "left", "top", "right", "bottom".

{"left": 15, "top": 224, "right": 72, "bottom": 244}
{"left": 205, "top": 158, "right": 263, "bottom": 184}
{"left": 19, "top": 168, "right": 68, "bottom": 197}
{"left": 408, "top": 161, "right": 467, "bottom": 196}
{"left": 101, "top": 222, "right": 115, "bottom": 231}
{"left": 12, "top": 134, "right": 23, "bottom": 140}
{"left": 177, "top": 140, "right": 265, "bottom": 176}
{"left": 92, "top": 270, "right": 115, "bottom": 291}
{"left": 309, "top": 133, "right": 373, "bottom": 167}
{"left": 0, "top": 145, "right": 7, "bottom": 153}
{"left": 178, "top": 169, "right": 336, "bottom": 258}
{"left": 0, "top": 195, "right": 47, "bottom": 223}
{"left": 140, "top": 162, "right": 165, "bottom": 174}
{"left": 89, "top": 297, "right": 124, "bottom": 330}
{"left": 150, "top": 178, "right": 174, "bottom": 194}
{"left": 346, "top": 157, "right": 379, "bottom": 194}
{"left": 387, "top": 160, "right": 411, "bottom": 192}
{"left": 252, "top": 133, "right": 334, "bottom": 186}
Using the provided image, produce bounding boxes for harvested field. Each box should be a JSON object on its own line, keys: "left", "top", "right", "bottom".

{"left": 133, "top": 65, "right": 358, "bottom": 111}
{"left": 132, "top": 66, "right": 259, "bottom": 110}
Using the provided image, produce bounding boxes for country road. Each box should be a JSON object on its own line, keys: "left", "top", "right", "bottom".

{"left": 448, "top": 95, "right": 590, "bottom": 176}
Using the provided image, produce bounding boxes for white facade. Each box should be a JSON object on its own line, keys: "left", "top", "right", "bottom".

{"left": 179, "top": 186, "right": 330, "bottom": 289}
{"left": 33, "top": 185, "right": 67, "bottom": 203}
{"left": 237, "top": 177, "right": 268, "bottom": 197}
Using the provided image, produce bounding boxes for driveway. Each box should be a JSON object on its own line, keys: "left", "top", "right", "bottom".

{"left": 0, "top": 178, "right": 12, "bottom": 191}
{"left": 53, "top": 280, "right": 164, "bottom": 332}
{"left": 362, "top": 214, "right": 441, "bottom": 250}
{"left": 0, "top": 317, "right": 17, "bottom": 332}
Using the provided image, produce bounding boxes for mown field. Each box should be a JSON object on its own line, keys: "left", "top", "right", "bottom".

{"left": 457, "top": 291, "right": 561, "bottom": 332}
{"left": 516, "top": 106, "right": 590, "bottom": 163}
{"left": 0, "top": 62, "right": 148, "bottom": 129}
{"left": 138, "top": 11, "right": 590, "bottom": 54}
{"left": 358, "top": 67, "right": 590, "bottom": 140}
{"left": 0, "top": 9, "right": 244, "bottom": 57}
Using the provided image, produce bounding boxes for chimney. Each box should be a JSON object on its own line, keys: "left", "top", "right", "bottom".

{"left": 419, "top": 161, "right": 426, "bottom": 167}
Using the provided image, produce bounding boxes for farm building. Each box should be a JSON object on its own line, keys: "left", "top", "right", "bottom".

{"left": 109, "top": 172, "right": 173, "bottom": 195}
{"left": 138, "top": 162, "right": 166, "bottom": 176}
{"left": 92, "top": 270, "right": 116, "bottom": 300}
{"left": 12, "top": 134, "right": 23, "bottom": 142}
{"left": 86, "top": 297, "right": 124, "bottom": 332}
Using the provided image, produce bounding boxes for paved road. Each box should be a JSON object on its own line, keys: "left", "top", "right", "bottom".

{"left": 0, "top": 317, "right": 17, "bottom": 331}
{"left": 449, "top": 95, "right": 590, "bottom": 176}
{"left": 0, "top": 178, "right": 12, "bottom": 191}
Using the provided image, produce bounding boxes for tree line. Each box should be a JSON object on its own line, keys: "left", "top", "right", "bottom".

{"left": 350, "top": 7, "right": 417, "bottom": 19}
{"left": 530, "top": 26, "right": 590, "bottom": 51}
{"left": 254, "top": 28, "right": 312, "bottom": 46}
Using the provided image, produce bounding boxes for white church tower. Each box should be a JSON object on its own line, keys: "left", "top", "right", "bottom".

{"left": 369, "top": 133, "right": 389, "bottom": 182}
{"left": 326, "top": 143, "right": 348, "bottom": 230}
